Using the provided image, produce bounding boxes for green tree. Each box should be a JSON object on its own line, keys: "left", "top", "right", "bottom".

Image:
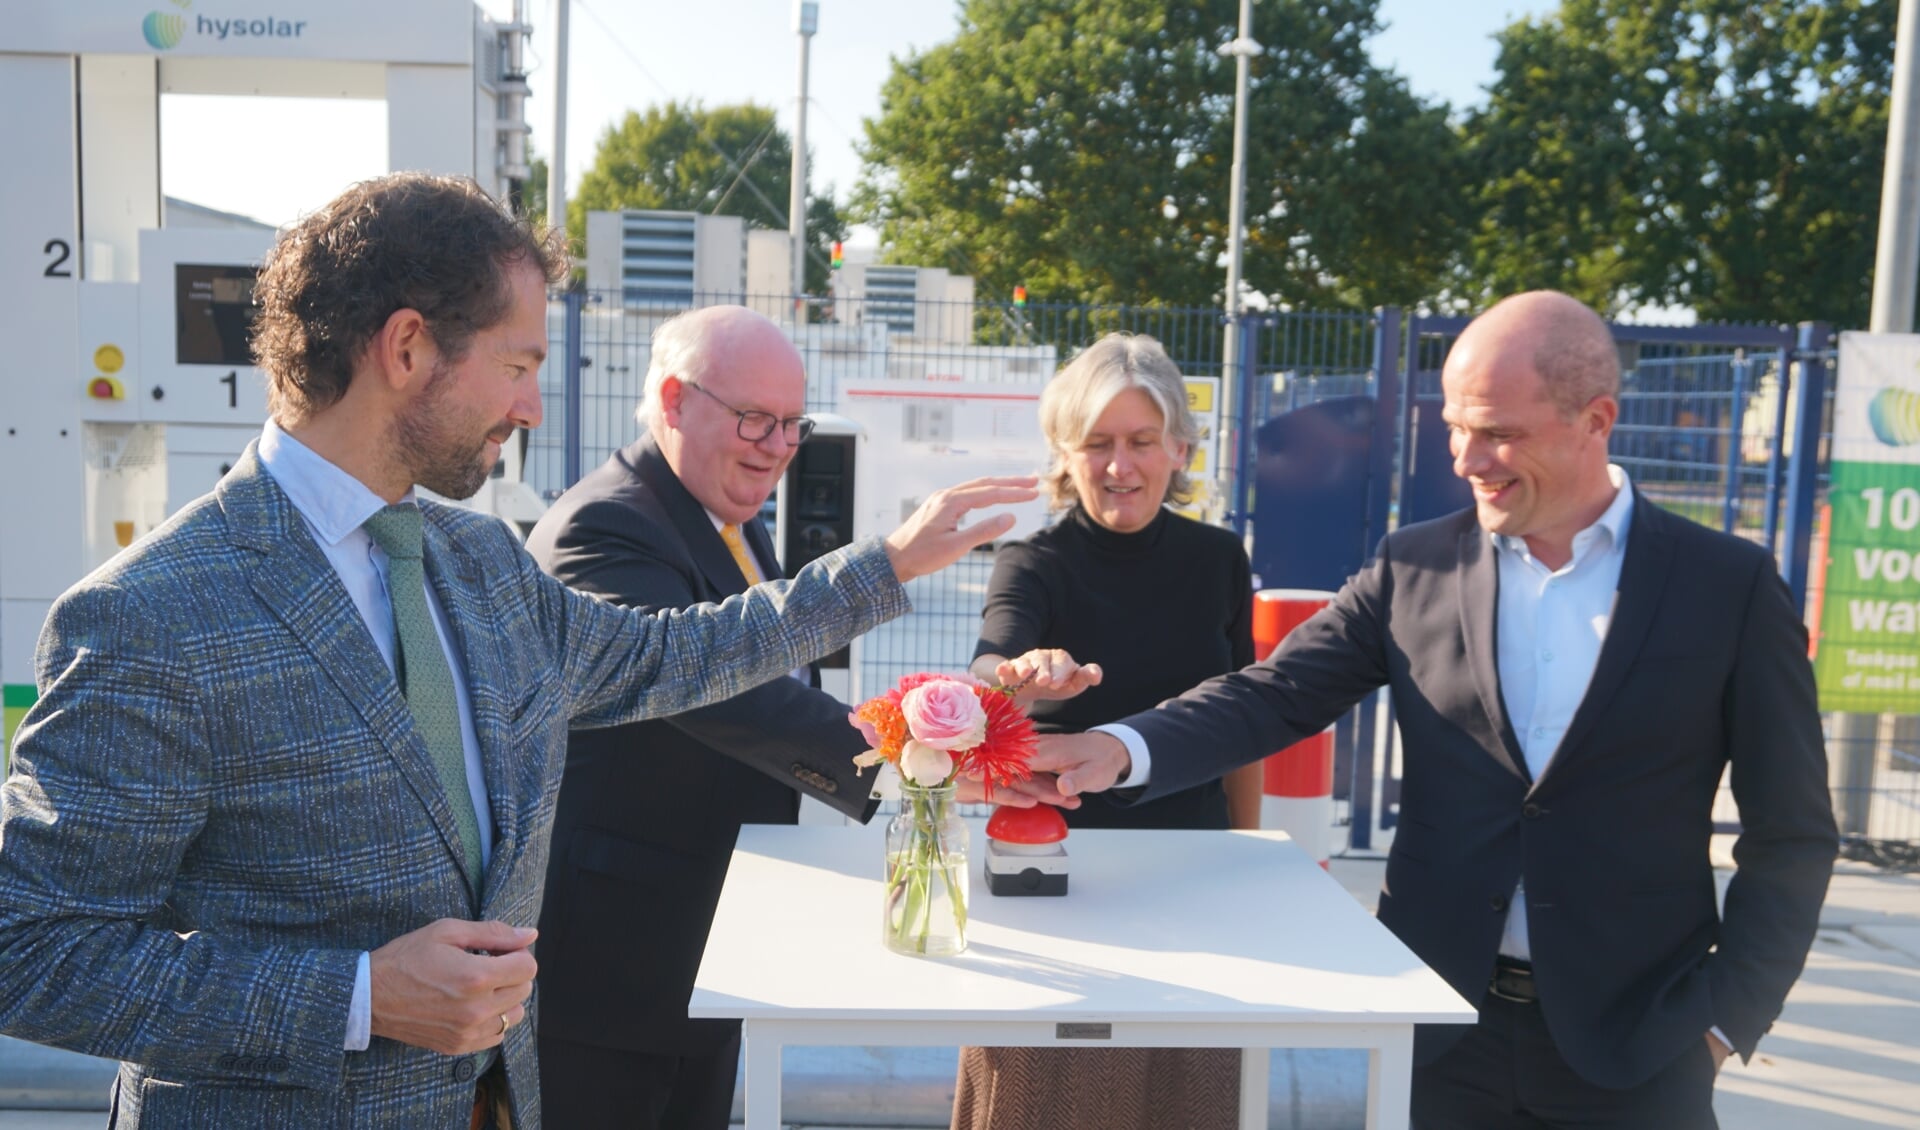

{"left": 522, "top": 153, "right": 548, "bottom": 227}
{"left": 571, "top": 101, "right": 847, "bottom": 295}
{"left": 852, "top": 0, "right": 1469, "bottom": 310}
{"left": 1465, "top": 0, "right": 1893, "bottom": 325}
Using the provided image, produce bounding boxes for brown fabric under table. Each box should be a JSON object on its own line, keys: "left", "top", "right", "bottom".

{"left": 951, "top": 1045, "right": 1240, "bottom": 1130}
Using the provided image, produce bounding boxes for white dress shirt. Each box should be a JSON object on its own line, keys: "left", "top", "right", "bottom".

{"left": 257, "top": 421, "right": 495, "bottom": 1052}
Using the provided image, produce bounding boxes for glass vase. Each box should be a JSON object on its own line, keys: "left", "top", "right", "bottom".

{"left": 882, "top": 781, "right": 970, "bottom": 955}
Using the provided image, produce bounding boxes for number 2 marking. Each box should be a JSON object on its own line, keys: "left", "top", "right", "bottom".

{"left": 43, "top": 239, "right": 72, "bottom": 278}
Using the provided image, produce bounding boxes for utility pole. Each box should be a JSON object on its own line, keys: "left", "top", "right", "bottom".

{"left": 790, "top": 0, "right": 819, "bottom": 312}
{"left": 498, "top": 0, "right": 533, "bottom": 209}
{"left": 546, "top": 0, "right": 570, "bottom": 238}
{"left": 1217, "top": 0, "right": 1262, "bottom": 526}
{"left": 1872, "top": 0, "right": 1920, "bottom": 334}
{"left": 1854, "top": 0, "right": 1920, "bottom": 837}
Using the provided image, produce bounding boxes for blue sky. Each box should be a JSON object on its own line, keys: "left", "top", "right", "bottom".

{"left": 162, "top": 0, "right": 1562, "bottom": 232}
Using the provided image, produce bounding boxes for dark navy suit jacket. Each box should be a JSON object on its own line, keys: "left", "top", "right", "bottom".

{"left": 1120, "top": 495, "right": 1837, "bottom": 1089}
{"left": 526, "top": 437, "right": 879, "bottom": 1055}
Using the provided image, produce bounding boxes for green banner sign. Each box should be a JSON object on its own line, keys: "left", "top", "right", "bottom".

{"left": 1813, "top": 462, "right": 1920, "bottom": 711}
{"left": 1815, "top": 333, "right": 1920, "bottom": 711}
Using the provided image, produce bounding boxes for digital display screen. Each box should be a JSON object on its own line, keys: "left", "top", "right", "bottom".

{"left": 176, "top": 263, "right": 260, "bottom": 367}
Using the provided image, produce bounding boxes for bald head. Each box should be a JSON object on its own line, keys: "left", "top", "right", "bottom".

{"left": 1456, "top": 291, "right": 1619, "bottom": 419}
{"left": 643, "top": 304, "right": 810, "bottom": 524}
{"left": 1441, "top": 290, "right": 1621, "bottom": 567}
{"left": 639, "top": 305, "right": 801, "bottom": 434}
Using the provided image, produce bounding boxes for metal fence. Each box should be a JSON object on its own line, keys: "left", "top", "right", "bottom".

{"left": 531, "top": 291, "right": 1257, "bottom": 705}
{"left": 536, "top": 289, "right": 1917, "bottom": 858}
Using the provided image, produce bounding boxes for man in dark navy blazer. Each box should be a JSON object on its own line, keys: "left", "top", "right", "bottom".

{"left": 1031, "top": 291, "right": 1838, "bottom": 1129}
{"left": 525, "top": 305, "right": 882, "bottom": 1128}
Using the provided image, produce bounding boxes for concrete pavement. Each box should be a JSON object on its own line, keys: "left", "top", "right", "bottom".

{"left": 1329, "top": 849, "right": 1920, "bottom": 1130}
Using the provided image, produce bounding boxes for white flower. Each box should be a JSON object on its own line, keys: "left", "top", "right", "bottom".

{"left": 899, "top": 739, "right": 955, "bottom": 786}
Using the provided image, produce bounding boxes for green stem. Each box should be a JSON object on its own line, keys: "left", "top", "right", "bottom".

{"left": 888, "top": 782, "right": 964, "bottom": 954}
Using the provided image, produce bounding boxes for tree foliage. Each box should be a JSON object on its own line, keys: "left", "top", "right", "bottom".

{"left": 852, "top": 0, "right": 1469, "bottom": 310}
{"left": 1466, "top": 0, "right": 1893, "bottom": 325}
{"left": 571, "top": 101, "right": 848, "bottom": 295}
{"left": 522, "top": 153, "right": 548, "bottom": 225}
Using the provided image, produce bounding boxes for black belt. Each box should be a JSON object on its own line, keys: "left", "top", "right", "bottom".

{"left": 1488, "top": 956, "right": 1538, "bottom": 1004}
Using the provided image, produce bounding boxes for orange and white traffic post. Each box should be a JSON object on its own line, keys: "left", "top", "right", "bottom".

{"left": 1251, "top": 589, "right": 1338, "bottom": 868}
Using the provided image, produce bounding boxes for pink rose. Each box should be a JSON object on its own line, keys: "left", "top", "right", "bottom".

{"left": 848, "top": 711, "right": 882, "bottom": 748}
{"left": 899, "top": 678, "right": 988, "bottom": 751}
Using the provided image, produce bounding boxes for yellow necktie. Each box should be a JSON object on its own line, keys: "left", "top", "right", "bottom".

{"left": 719, "top": 524, "right": 763, "bottom": 585}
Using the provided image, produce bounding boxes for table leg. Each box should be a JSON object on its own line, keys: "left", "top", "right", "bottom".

{"left": 1237, "top": 1047, "right": 1269, "bottom": 1130}
{"left": 1366, "top": 1026, "right": 1414, "bottom": 1130}
{"left": 740, "top": 1023, "right": 781, "bottom": 1130}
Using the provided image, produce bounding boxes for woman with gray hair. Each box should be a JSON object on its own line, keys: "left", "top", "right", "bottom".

{"left": 952, "top": 332, "right": 1258, "bottom": 1130}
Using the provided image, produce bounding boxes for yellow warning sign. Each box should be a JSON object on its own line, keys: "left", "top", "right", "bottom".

{"left": 1184, "top": 379, "right": 1214, "bottom": 414}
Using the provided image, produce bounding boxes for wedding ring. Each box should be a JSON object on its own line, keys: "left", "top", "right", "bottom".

{"left": 499, "top": 1013, "right": 511, "bottom": 1036}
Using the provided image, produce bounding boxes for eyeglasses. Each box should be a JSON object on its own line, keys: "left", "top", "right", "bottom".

{"left": 681, "top": 381, "right": 815, "bottom": 445}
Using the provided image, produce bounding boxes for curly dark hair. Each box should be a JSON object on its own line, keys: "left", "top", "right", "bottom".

{"left": 251, "top": 173, "right": 569, "bottom": 424}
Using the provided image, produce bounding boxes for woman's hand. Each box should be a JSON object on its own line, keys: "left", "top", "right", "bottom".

{"left": 992, "top": 648, "right": 1104, "bottom": 706}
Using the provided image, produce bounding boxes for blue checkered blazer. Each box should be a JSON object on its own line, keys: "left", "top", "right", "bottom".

{"left": 0, "top": 447, "right": 907, "bottom": 1128}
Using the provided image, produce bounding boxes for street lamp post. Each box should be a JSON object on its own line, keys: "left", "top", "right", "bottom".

{"left": 790, "top": 1, "right": 819, "bottom": 313}
{"left": 1218, "top": 0, "right": 1262, "bottom": 529}
{"left": 546, "top": 0, "right": 569, "bottom": 238}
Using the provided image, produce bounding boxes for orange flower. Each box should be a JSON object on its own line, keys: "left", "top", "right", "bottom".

{"left": 850, "top": 697, "right": 909, "bottom": 774}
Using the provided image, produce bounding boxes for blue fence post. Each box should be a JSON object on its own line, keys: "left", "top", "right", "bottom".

{"left": 562, "top": 287, "right": 585, "bottom": 490}
{"left": 1365, "top": 307, "right": 1402, "bottom": 555}
{"left": 1763, "top": 344, "right": 1794, "bottom": 554}
{"left": 1230, "top": 314, "right": 1266, "bottom": 536}
{"left": 1720, "top": 352, "right": 1749, "bottom": 535}
{"left": 1781, "top": 323, "right": 1831, "bottom": 612}
{"left": 1343, "top": 307, "right": 1405, "bottom": 853}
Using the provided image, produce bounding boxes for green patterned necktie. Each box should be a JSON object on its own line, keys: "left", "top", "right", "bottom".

{"left": 363, "top": 504, "right": 484, "bottom": 900}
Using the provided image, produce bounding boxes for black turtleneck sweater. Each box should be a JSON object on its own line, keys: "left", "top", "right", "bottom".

{"left": 975, "top": 504, "right": 1254, "bottom": 830}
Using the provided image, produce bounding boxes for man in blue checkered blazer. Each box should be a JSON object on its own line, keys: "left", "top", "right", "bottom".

{"left": 0, "top": 174, "right": 1032, "bottom": 1129}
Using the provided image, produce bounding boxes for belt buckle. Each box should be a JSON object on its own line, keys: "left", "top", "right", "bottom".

{"left": 1487, "top": 979, "right": 1533, "bottom": 1004}
{"left": 1488, "top": 959, "right": 1536, "bottom": 1004}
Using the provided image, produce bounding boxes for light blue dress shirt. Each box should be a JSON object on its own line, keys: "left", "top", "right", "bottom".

{"left": 1098, "top": 466, "right": 1723, "bottom": 1046}
{"left": 1494, "top": 465, "right": 1632, "bottom": 959}
{"left": 257, "top": 421, "right": 495, "bottom": 1052}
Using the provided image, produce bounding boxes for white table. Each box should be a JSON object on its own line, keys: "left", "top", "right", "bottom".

{"left": 691, "top": 825, "right": 1474, "bottom": 1130}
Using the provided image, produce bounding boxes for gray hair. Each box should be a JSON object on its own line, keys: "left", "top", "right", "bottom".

{"left": 636, "top": 310, "right": 721, "bottom": 433}
{"left": 1038, "top": 333, "right": 1199, "bottom": 510}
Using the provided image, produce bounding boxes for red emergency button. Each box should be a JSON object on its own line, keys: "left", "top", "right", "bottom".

{"left": 986, "top": 803, "right": 1068, "bottom": 845}
{"left": 88, "top": 376, "right": 125, "bottom": 400}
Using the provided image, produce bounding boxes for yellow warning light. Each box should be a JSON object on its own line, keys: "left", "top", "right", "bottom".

{"left": 88, "top": 376, "right": 125, "bottom": 400}
{"left": 93, "top": 345, "right": 125, "bottom": 374}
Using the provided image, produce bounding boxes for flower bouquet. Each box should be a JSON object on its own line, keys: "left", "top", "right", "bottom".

{"left": 850, "top": 673, "right": 1037, "bottom": 955}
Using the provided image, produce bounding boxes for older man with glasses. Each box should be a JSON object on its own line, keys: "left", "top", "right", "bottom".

{"left": 521, "top": 305, "right": 883, "bottom": 1127}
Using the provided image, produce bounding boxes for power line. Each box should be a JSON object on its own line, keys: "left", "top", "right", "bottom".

{"left": 572, "top": 0, "right": 794, "bottom": 231}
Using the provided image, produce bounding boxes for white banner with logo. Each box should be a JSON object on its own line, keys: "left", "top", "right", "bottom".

{"left": 11, "top": 0, "right": 473, "bottom": 64}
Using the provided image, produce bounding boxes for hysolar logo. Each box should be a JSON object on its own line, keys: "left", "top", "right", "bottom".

{"left": 140, "top": 1, "right": 309, "bottom": 51}
{"left": 142, "top": 9, "right": 186, "bottom": 49}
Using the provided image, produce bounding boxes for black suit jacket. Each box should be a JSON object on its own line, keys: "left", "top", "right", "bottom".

{"left": 1123, "top": 494, "right": 1837, "bottom": 1089}
{"left": 526, "top": 437, "right": 879, "bottom": 1054}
